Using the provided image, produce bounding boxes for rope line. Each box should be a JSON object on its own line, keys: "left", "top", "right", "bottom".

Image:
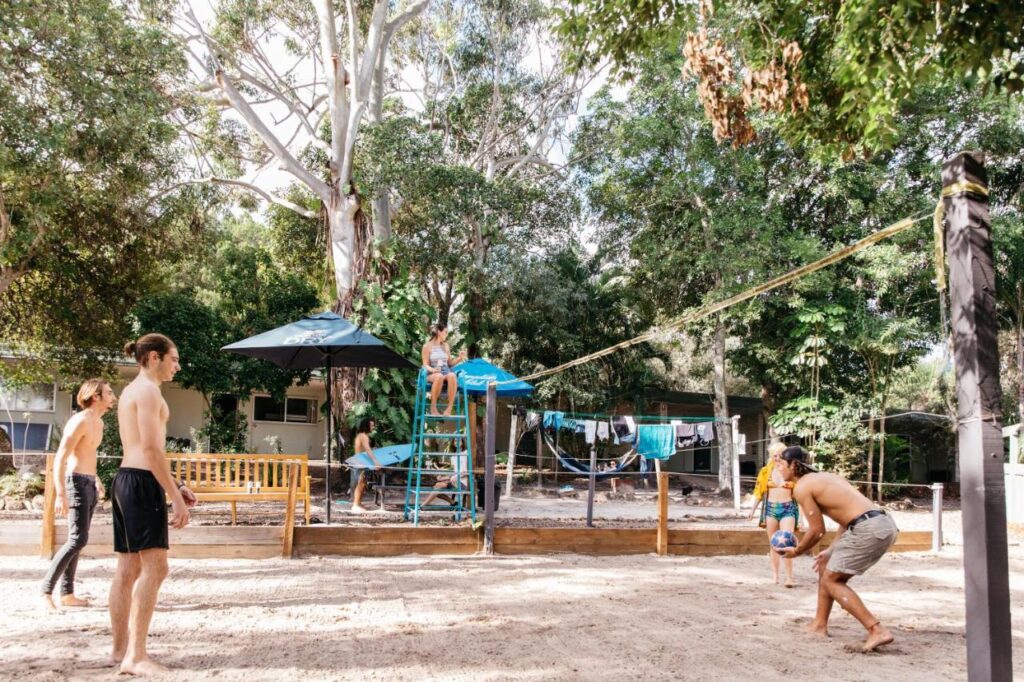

{"left": 497, "top": 211, "right": 932, "bottom": 387}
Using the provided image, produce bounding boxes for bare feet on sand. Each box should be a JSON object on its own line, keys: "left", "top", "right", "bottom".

{"left": 350, "top": 505, "right": 368, "bottom": 514}
{"left": 772, "top": 573, "right": 779, "bottom": 585}
{"left": 60, "top": 594, "right": 91, "bottom": 607}
{"left": 784, "top": 577, "right": 795, "bottom": 588}
{"left": 804, "top": 622, "right": 829, "bottom": 638}
{"left": 120, "top": 657, "right": 170, "bottom": 676}
{"left": 860, "top": 624, "right": 894, "bottom": 652}
{"left": 41, "top": 594, "right": 57, "bottom": 612}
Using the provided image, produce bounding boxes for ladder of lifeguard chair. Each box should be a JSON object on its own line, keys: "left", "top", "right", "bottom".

{"left": 403, "top": 370, "right": 476, "bottom": 525}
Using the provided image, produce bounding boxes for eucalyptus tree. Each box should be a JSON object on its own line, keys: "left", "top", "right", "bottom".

{"left": 385, "top": 0, "right": 590, "bottom": 347}
{"left": 175, "top": 0, "right": 430, "bottom": 312}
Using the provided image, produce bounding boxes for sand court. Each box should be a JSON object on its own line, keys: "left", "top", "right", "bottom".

{"left": 3, "top": 541, "right": 1023, "bottom": 681}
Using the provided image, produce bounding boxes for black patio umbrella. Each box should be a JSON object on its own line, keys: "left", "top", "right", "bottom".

{"left": 222, "top": 311, "right": 416, "bottom": 523}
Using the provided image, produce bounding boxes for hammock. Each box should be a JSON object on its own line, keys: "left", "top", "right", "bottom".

{"left": 541, "top": 430, "right": 640, "bottom": 480}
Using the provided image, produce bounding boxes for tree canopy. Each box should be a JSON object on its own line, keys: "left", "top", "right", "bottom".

{"left": 558, "top": 0, "right": 1024, "bottom": 156}
{"left": 0, "top": 0, "right": 207, "bottom": 379}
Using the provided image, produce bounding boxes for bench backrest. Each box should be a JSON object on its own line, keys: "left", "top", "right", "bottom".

{"left": 169, "top": 453, "right": 309, "bottom": 493}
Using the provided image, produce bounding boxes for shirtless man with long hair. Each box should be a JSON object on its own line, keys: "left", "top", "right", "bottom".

{"left": 40, "top": 379, "right": 116, "bottom": 609}
{"left": 109, "top": 333, "right": 196, "bottom": 675}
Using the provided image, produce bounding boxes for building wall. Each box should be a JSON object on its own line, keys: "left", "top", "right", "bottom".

{"left": 1, "top": 360, "right": 326, "bottom": 458}
{"left": 162, "top": 383, "right": 207, "bottom": 444}
{"left": 245, "top": 384, "right": 326, "bottom": 458}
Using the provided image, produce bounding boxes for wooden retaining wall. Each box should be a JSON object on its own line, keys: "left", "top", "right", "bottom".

{"left": 3, "top": 520, "right": 932, "bottom": 559}
{"left": 2, "top": 521, "right": 283, "bottom": 559}
{"left": 292, "top": 526, "right": 934, "bottom": 557}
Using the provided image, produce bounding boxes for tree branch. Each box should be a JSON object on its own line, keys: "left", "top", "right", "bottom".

{"left": 215, "top": 70, "right": 331, "bottom": 202}
{"left": 158, "top": 177, "right": 319, "bottom": 218}
{"left": 315, "top": 0, "right": 346, "bottom": 186}
{"left": 182, "top": 3, "right": 328, "bottom": 200}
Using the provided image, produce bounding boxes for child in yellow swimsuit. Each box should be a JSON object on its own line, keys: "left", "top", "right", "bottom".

{"left": 749, "top": 442, "right": 801, "bottom": 586}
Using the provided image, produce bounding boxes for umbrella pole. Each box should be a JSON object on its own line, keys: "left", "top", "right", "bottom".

{"left": 326, "top": 354, "right": 332, "bottom": 525}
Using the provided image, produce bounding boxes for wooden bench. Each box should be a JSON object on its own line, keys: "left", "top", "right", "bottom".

{"left": 169, "top": 453, "right": 312, "bottom": 526}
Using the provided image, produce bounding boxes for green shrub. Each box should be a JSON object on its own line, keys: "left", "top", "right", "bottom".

{"left": 0, "top": 471, "right": 45, "bottom": 500}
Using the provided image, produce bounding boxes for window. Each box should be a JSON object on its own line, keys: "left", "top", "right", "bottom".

{"left": 253, "top": 395, "right": 318, "bottom": 424}
{"left": 285, "top": 397, "right": 317, "bottom": 423}
{"left": 0, "top": 422, "right": 53, "bottom": 451}
{"left": 0, "top": 382, "right": 56, "bottom": 412}
{"left": 253, "top": 396, "right": 284, "bottom": 422}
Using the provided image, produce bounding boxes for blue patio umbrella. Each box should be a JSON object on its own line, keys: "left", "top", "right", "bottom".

{"left": 454, "top": 358, "right": 534, "bottom": 398}
{"left": 222, "top": 311, "right": 416, "bottom": 523}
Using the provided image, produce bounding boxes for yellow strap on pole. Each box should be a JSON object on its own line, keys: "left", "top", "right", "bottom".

{"left": 933, "top": 180, "right": 990, "bottom": 293}
{"left": 933, "top": 201, "right": 947, "bottom": 292}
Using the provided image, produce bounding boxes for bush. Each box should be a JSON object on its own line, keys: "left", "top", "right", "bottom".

{"left": 96, "top": 411, "right": 123, "bottom": 493}
{"left": 770, "top": 396, "right": 870, "bottom": 478}
{"left": 195, "top": 407, "right": 249, "bottom": 453}
{"left": 0, "top": 470, "right": 45, "bottom": 500}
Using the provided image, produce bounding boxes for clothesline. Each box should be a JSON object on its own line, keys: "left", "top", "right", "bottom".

{"left": 526, "top": 408, "right": 724, "bottom": 424}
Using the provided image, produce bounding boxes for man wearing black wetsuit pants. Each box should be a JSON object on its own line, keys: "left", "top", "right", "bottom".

{"left": 109, "top": 333, "right": 196, "bottom": 675}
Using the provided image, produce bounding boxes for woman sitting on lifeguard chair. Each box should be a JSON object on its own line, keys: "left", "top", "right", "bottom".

{"left": 421, "top": 322, "right": 467, "bottom": 416}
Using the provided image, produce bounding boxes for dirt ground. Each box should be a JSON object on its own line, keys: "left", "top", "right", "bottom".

{"left": 4, "top": 533, "right": 1024, "bottom": 681}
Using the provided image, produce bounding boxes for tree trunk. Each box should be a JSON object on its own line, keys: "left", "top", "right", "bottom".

{"left": 328, "top": 195, "right": 360, "bottom": 309}
{"left": 865, "top": 415, "right": 875, "bottom": 501}
{"left": 877, "top": 412, "right": 886, "bottom": 503}
{"left": 327, "top": 197, "right": 373, "bottom": 449}
{"left": 1017, "top": 287, "right": 1023, "bottom": 428}
{"left": 372, "top": 194, "right": 392, "bottom": 243}
{"left": 468, "top": 286, "right": 484, "bottom": 357}
{"left": 711, "top": 318, "right": 734, "bottom": 494}
{"left": 467, "top": 218, "right": 490, "bottom": 356}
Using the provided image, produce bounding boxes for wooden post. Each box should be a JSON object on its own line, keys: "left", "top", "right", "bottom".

{"left": 469, "top": 400, "right": 479, "bottom": 468}
{"left": 40, "top": 453, "right": 56, "bottom": 558}
{"left": 931, "top": 483, "right": 944, "bottom": 553}
{"left": 282, "top": 461, "right": 299, "bottom": 558}
{"left": 586, "top": 446, "right": 597, "bottom": 528}
{"left": 536, "top": 415, "right": 543, "bottom": 489}
{"left": 731, "top": 415, "right": 741, "bottom": 511}
{"left": 505, "top": 411, "right": 518, "bottom": 498}
{"left": 944, "top": 152, "right": 1013, "bottom": 680}
{"left": 656, "top": 461, "right": 668, "bottom": 556}
{"left": 325, "top": 354, "right": 333, "bottom": 525}
{"left": 483, "top": 383, "right": 497, "bottom": 554}
{"left": 552, "top": 422, "right": 560, "bottom": 486}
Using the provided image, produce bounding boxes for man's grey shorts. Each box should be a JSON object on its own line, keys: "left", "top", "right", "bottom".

{"left": 827, "top": 513, "right": 899, "bottom": 576}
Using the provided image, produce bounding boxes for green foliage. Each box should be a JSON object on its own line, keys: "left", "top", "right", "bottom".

{"left": 267, "top": 189, "right": 330, "bottom": 301}
{"left": 349, "top": 251, "right": 434, "bottom": 444}
{"left": 0, "top": 470, "right": 45, "bottom": 500}
{"left": 994, "top": 216, "right": 1024, "bottom": 423}
{"left": 195, "top": 408, "right": 250, "bottom": 453}
{"left": 135, "top": 232, "right": 319, "bottom": 404}
{"left": 96, "top": 411, "right": 123, "bottom": 493}
{"left": 771, "top": 397, "right": 870, "bottom": 478}
{"left": 357, "top": 114, "right": 578, "bottom": 332}
{"left": 0, "top": 0, "right": 209, "bottom": 378}
{"left": 558, "top": 0, "right": 1024, "bottom": 155}
{"left": 479, "top": 246, "right": 663, "bottom": 409}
